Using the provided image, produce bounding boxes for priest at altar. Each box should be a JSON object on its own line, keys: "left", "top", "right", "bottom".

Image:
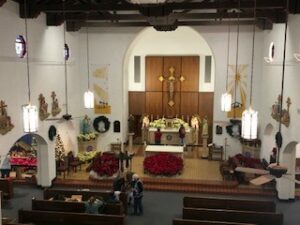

{"left": 144, "top": 117, "right": 198, "bottom": 145}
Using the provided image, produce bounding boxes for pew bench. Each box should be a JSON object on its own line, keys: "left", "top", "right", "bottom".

{"left": 173, "top": 218, "right": 256, "bottom": 225}
{"left": 43, "top": 188, "right": 128, "bottom": 213}
{"left": 19, "top": 209, "right": 125, "bottom": 225}
{"left": 183, "top": 196, "right": 276, "bottom": 212}
{"left": 182, "top": 207, "right": 283, "bottom": 225}
{"left": 0, "top": 178, "right": 13, "bottom": 199}
{"left": 32, "top": 198, "right": 124, "bottom": 215}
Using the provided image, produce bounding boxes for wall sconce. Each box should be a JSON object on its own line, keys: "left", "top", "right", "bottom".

{"left": 264, "top": 42, "right": 275, "bottom": 63}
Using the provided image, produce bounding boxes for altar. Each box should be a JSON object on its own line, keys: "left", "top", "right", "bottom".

{"left": 145, "top": 145, "right": 184, "bottom": 158}
{"left": 148, "top": 127, "right": 195, "bottom": 145}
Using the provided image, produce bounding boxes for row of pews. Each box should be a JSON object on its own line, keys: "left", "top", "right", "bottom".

{"left": 173, "top": 196, "right": 283, "bottom": 225}
{"left": 5, "top": 188, "right": 128, "bottom": 225}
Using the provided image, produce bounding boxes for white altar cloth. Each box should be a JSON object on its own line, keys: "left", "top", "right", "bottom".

{"left": 145, "top": 145, "right": 184, "bottom": 158}
{"left": 148, "top": 127, "right": 194, "bottom": 145}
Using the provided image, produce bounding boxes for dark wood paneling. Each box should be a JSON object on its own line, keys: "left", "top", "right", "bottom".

{"left": 145, "top": 92, "right": 163, "bottom": 116}
{"left": 181, "top": 56, "right": 199, "bottom": 92}
{"left": 180, "top": 92, "right": 199, "bottom": 118}
{"left": 163, "top": 92, "right": 181, "bottom": 118}
{"left": 199, "top": 92, "right": 214, "bottom": 143}
{"left": 145, "top": 56, "right": 163, "bottom": 91}
{"left": 162, "top": 57, "right": 182, "bottom": 92}
{"left": 129, "top": 92, "right": 145, "bottom": 115}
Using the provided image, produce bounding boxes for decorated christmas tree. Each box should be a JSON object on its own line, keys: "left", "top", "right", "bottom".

{"left": 55, "top": 134, "right": 65, "bottom": 161}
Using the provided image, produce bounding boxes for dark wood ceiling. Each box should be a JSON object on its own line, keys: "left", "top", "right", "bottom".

{"left": 6, "top": 0, "right": 300, "bottom": 31}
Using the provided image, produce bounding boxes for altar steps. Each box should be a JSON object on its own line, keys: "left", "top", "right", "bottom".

{"left": 50, "top": 177, "right": 276, "bottom": 197}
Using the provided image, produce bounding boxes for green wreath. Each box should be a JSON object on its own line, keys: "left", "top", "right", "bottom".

{"left": 93, "top": 116, "right": 110, "bottom": 133}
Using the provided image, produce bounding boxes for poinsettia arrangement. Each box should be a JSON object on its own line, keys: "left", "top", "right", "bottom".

{"left": 144, "top": 153, "right": 183, "bottom": 176}
{"left": 90, "top": 152, "right": 118, "bottom": 177}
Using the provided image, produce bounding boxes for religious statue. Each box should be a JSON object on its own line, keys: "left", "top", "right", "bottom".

{"left": 128, "top": 114, "right": 135, "bottom": 134}
{"left": 38, "top": 94, "right": 50, "bottom": 121}
{"left": 191, "top": 115, "right": 201, "bottom": 129}
{"left": 142, "top": 115, "right": 150, "bottom": 128}
{"left": 271, "top": 95, "right": 291, "bottom": 127}
{"left": 0, "top": 100, "right": 14, "bottom": 135}
{"left": 81, "top": 115, "right": 92, "bottom": 135}
{"left": 202, "top": 117, "right": 209, "bottom": 137}
{"left": 51, "top": 91, "right": 61, "bottom": 117}
{"left": 159, "top": 67, "right": 185, "bottom": 107}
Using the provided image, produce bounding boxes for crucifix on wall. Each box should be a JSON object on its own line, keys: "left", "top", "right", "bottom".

{"left": 159, "top": 66, "right": 185, "bottom": 107}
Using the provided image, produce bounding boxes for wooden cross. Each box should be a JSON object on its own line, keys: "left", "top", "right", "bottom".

{"left": 158, "top": 67, "right": 185, "bottom": 107}
{"left": 0, "top": 100, "right": 7, "bottom": 116}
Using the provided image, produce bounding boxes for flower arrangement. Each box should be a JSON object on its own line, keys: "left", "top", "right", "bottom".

{"left": 149, "top": 118, "right": 189, "bottom": 129}
{"left": 77, "top": 132, "right": 98, "bottom": 142}
{"left": 144, "top": 153, "right": 183, "bottom": 176}
{"left": 77, "top": 150, "right": 99, "bottom": 163}
{"left": 90, "top": 152, "right": 119, "bottom": 177}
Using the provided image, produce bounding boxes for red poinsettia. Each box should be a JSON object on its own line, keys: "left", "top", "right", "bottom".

{"left": 91, "top": 152, "right": 119, "bottom": 177}
{"left": 144, "top": 153, "right": 183, "bottom": 176}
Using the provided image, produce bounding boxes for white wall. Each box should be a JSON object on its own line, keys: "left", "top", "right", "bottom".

{"left": 259, "top": 15, "right": 300, "bottom": 161}
{"left": 0, "top": 1, "right": 81, "bottom": 186}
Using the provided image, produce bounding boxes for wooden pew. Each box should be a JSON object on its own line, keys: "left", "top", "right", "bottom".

{"left": 32, "top": 198, "right": 124, "bottom": 215}
{"left": 0, "top": 178, "right": 13, "bottom": 199}
{"left": 183, "top": 196, "right": 275, "bottom": 212}
{"left": 173, "top": 218, "right": 256, "bottom": 225}
{"left": 19, "top": 209, "right": 125, "bottom": 225}
{"left": 182, "top": 207, "right": 283, "bottom": 225}
{"left": 43, "top": 188, "right": 128, "bottom": 213}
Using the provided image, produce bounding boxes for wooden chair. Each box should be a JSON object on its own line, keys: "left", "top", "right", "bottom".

{"left": 68, "top": 151, "right": 82, "bottom": 173}
{"left": 56, "top": 157, "right": 69, "bottom": 179}
{"left": 208, "top": 144, "right": 223, "bottom": 161}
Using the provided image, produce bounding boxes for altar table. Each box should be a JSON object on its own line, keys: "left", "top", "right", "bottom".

{"left": 148, "top": 127, "right": 195, "bottom": 145}
{"left": 145, "top": 145, "right": 184, "bottom": 158}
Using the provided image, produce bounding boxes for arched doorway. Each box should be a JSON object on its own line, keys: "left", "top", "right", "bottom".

{"left": 8, "top": 134, "right": 49, "bottom": 186}
{"left": 123, "top": 26, "right": 215, "bottom": 143}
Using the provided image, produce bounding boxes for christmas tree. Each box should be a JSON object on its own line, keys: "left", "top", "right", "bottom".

{"left": 55, "top": 134, "right": 65, "bottom": 161}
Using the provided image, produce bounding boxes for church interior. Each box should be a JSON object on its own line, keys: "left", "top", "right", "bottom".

{"left": 1, "top": 0, "right": 300, "bottom": 224}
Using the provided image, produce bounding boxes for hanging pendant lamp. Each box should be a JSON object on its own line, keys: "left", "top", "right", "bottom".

{"left": 242, "top": 0, "right": 258, "bottom": 140}
{"left": 84, "top": 14, "right": 94, "bottom": 109}
{"left": 22, "top": 0, "right": 38, "bottom": 133}
{"left": 221, "top": 24, "right": 232, "bottom": 112}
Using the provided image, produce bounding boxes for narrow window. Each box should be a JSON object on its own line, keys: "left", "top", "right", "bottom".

{"left": 205, "top": 56, "right": 212, "bottom": 83}
{"left": 134, "top": 56, "right": 141, "bottom": 83}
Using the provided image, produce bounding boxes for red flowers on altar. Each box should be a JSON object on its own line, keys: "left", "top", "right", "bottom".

{"left": 90, "top": 153, "right": 118, "bottom": 177}
{"left": 144, "top": 153, "right": 183, "bottom": 176}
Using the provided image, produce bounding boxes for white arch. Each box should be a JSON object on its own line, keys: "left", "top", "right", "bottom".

{"left": 122, "top": 26, "right": 215, "bottom": 141}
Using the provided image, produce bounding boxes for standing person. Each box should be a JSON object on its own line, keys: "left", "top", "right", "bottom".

{"left": 113, "top": 171, "right": 125, "bottom": 200}
{"left": 132, "top": 173, "right": 143, "bottom": 216}
{"left": 178, "top": 124, "right": 186, "bottom": 146}
{"left": 0, "top": 154, "right": 11, "bottom": 178}
{"left": 154, "top": 128, "right": 162, "bottom": 145}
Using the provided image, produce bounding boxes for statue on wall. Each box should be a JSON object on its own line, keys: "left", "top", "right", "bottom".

{"left": 51, "top": 91, "right": 61, "bottom": 117}
{"left": 38, "top": 94, "right": 50, "bottom": 121}
{"left": 202, "top": 117, "right": 209, "bottom": 137}
{"left": 142, "top": 115, "right": 150, "bottom": 128}
{"left": 271, "top": 95, "right": 291, "bottom": 127}
{"left": 0, "top": 100, "right": 14, "bottom": 135}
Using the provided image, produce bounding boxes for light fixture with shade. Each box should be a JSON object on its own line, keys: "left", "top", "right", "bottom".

{"left": 84, "top": 13, "right": 94, "bottom": 109}
{"left": 221, "top": 23, "right": 232, "bottom": 112}
{"left": 22, "top": 0, "right": 38, "bottom": 133}
{"left": 241, "top": 0, "right": 258, "bottom": 140}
